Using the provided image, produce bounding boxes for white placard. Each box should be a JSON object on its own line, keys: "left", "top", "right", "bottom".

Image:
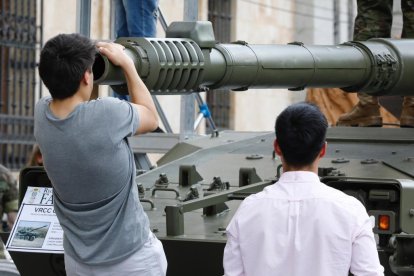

{"left": 6, "top": 186, "right": 64, "bottom": 253}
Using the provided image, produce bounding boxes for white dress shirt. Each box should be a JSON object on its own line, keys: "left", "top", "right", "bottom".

{"left": 223, "top": 171, "right": 384, "bottom": 276}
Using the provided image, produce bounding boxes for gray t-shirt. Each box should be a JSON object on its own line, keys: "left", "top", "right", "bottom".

{"left": 34, "top": 96, "right": 149, "bottom": 265}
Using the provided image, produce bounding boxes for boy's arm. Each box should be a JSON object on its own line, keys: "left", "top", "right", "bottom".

{"left": 350, "top": 216, "right": 384, "bottom": 276}
{"left": 223, "top": 229, "right": 245, "bottom": 276}
{"left": 97, "top": 42, "right": 158, "bottom": 134}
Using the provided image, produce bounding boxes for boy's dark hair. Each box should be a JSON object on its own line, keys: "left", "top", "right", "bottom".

{"left": 275, "top": 102, "right": 328, "bottom": 167}
{"left": 38, "top": 33, "right": 96, "bottom": 100}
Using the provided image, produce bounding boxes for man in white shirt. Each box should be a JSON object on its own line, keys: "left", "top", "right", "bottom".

{"left": 223, "top": 102, "right": 384, "bottom": 276}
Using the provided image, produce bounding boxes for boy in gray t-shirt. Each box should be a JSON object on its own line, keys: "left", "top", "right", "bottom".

{"left": 35, "top": 33, "right": 167, "bottom": 275}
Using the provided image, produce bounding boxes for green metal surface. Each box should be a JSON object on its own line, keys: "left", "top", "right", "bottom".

{"left": 93, "top": 21, "right": 414, "bottom": 96}
{"left": 398, "top": 179, "right": 414, "bottom": 234}
{"left": 137, "top": 128, "right": 414, "bottom": 275}
{"left": 14, "top": 128, "right": 414, "bottom": 276}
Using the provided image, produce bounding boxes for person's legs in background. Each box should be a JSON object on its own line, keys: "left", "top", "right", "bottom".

{"left": 337, "top": 0, "right": 392, "bottom": 127}
{"left": 122, "top": 0, "right": 158, "bottom": 37}
{"left": 400, "top": 0, "right": 414, "bottom": 127}
{"left": 114, "top": 0, "right": 128, "bottom": 37}
{"left": 112, "top": 0, "right": 159, "bottom": 100}
{"left": 114, "top": 0, "right": 158, "bottom": 38}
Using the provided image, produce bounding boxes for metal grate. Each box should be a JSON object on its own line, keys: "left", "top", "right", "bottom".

{"left": 0, "top": 0, "right": 41, "bottom": 170}
{"left": 207, "top": 0, "right": 232, "bottom": 130}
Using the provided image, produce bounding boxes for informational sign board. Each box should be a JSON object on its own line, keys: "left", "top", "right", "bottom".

{"left": 6, "top": 186, "right": 64, "bottom": 254}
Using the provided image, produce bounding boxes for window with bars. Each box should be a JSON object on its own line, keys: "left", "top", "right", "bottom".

{"left": 207, "top": 0, "right": 232, "bottom": 130}
{"left": 0, "top": 0, "right": 41, "bottom": 170}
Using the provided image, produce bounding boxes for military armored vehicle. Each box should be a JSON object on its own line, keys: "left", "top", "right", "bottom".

{"left": 15, "top": 225, "right": 47, "bottom": 241}
{"left": 12, "top": 21, "right": 414, "bottom": 276}
{"left": 92, "top": 21, "right": 414, "bottom": 275}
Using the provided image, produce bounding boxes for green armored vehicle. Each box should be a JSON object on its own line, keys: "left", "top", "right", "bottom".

{"left": 15, "top": 225, "right": 47, "bottom": 241}
{"left": 13, "top": 21, "right": 414, "bottom": 276}
{"left": 92, "top": 21, "right": 414, "bottom": 275}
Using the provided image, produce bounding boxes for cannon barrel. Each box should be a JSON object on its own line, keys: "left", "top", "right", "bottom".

{"left": 93, "top": 21, "right": 414, "bottom": 96}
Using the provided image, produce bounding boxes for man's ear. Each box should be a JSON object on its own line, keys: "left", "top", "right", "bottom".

{"left": 82, "top": 70, "right": 92, "bottom": 85}
{"left": 319, "top": 142, "right": 327, "bottom": 158}
{"left": 274, "top": 139, "right": 282, "bottom": 157}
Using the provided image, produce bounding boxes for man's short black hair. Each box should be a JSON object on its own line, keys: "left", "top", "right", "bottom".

{"left": 275, "top": 102, "right": 328, "bottom": 167}
{"left": 38, "top": 33, "right": 96, "bottom": 100}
